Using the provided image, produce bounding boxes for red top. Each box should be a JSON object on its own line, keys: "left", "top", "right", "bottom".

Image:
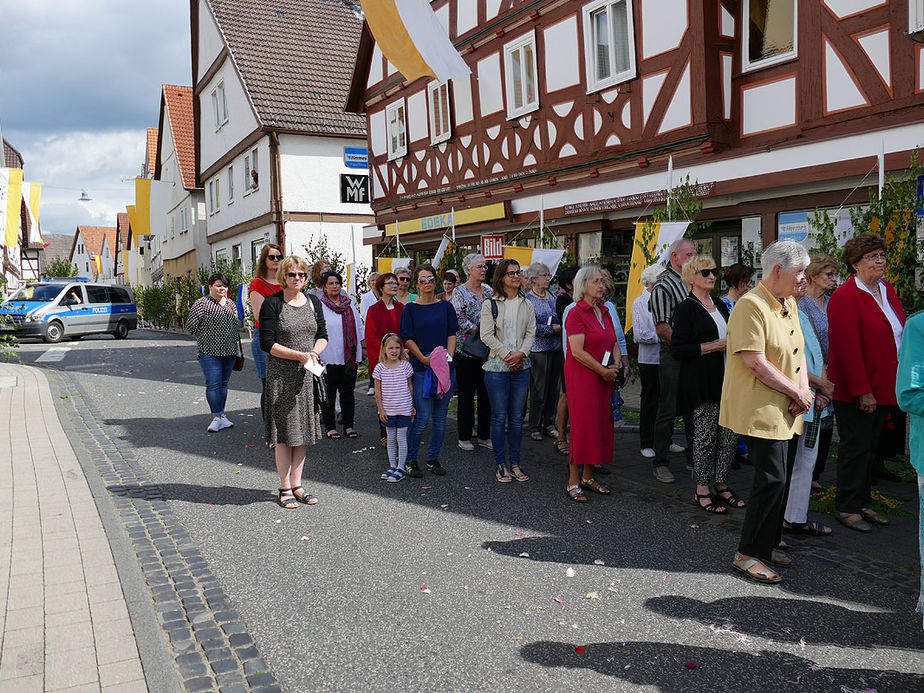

{"left": 248, "top": 277, "right": 281, "bottom": 328}
{"left": 365, "top": 299, "right": 404, "bottom": 375}
{"left": 827, "top": 275, "right": 906, "bottom": 405}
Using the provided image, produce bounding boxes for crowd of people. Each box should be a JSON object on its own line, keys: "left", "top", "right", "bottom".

{"left": 186, "top": 235, "right": 922, "bottom": 595}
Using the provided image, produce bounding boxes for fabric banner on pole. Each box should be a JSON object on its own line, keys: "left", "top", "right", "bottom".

{"left": 21, "top": 182, "right": 42, "bottom": 245}
{"left": 361, "top": 0, "right": 470, "bottom": 83}
{"left": 0, "top": 168, "right": 24, "bottom": 247}
{"left": 431, "top": 236, "right": 451, "bottom": 268}
{"left": 624, "top": 221, "right": 690, "bottom": 332}
{"left": 121, "top": 250, "right": 131, "bottom": 281}
{"left": 134, "top": 178, "right": 168, "bottom": 237}
{"left": 502, "top": 246, "right": 565, "bottom": 278}
{"left": 376, "top": 257, "right": 412, "bottom": 274}
{"left": 126, "top": 205, "right": 139, "bottom": 246}
{"left": 345, "top": 263, "right": 357, "bottom": 299}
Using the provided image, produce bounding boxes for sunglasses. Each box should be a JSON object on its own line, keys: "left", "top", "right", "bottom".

{"left": 267, "top": 254, "right": 283, "bottom": 260}
{"left": 287, "top": 272, "right": 307, "bottom": 279}
{"left": 698, "top": 268, "right": 718, "bottom": 277}
{"left": 418, "top": 276, "right": 436, "bottom": 283}
{"left": 398, "top": 276, "right": 411, "bottom": 282}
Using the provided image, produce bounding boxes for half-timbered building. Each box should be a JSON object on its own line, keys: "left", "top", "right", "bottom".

{"left": 348, "top": 0, "right": 924, "bottom": 285}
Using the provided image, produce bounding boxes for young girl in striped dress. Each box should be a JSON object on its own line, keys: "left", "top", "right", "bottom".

{"left": 373, "top": 334, "right": 415, "bottom": 482}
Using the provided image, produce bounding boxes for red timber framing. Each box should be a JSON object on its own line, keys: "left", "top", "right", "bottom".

{"left": 347, "top": 0, "right": 924, "bottom": 236}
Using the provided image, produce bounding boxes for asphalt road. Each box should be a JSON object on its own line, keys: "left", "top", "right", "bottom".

{"left": 18, "top": 330, "right": 924, "bottom": 691}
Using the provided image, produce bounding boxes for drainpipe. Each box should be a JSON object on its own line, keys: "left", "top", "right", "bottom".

{"left": 269, "top": 132, "right": 285, "bottom": 251}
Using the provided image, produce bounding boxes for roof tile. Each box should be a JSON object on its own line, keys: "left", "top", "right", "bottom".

{"left": 162, "top": 85, "right": 199, "bottom": 189}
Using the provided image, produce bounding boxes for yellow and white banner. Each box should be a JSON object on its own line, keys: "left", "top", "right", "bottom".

{"left": 503, "top": 246, "right": 565, "bottom": 278}
{"left": 133, "top": 178, "right": 169, "bottom": 238}
{"left": 21, "top": 182, "right": 42, "bottom": 245}
{"left": 624, "top": 221, "right": 690, "bottom": 332}
{"left": 377, "top": 257, "right": 412, "bottom": 274}
{"left": 0, "top": 167, "right": 23, "bottom": 247}
{"left": 345, "top": 263, "right": 357, "bottom": 299}
{"left": 121, "top": 250, "right": 131, "bottom": 280}
{"left": 93, "top": 255, "right": 103, "bottom": 278}
{"left": 361, "top": 0, "right": 470, "bottom": 83}
{"left": 431, "top": 236, "right": 451, "bottom": 269}
{"left": 125, "top": 204, "right": 138, "bottom": 245}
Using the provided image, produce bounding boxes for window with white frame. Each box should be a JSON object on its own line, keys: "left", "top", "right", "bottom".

{"left": 244, "top": 149, "right": 259, "bottom": 192}
{"left": 215, "top": 248, "right": 229, "bottom": 264}
{"left": 231, "top": 244, "right": 242, "bottom": 265}
{"left": 743, "top": 0, "right": 797, "bottom": 71}
{"left": 170, "top": 213, "right": 176, "bottom": 238}
{"left": 910, "top": 0, "right": 924, "bottom": 34}
{"left": 386, "top": 100, "right": 407, "bottom": 159}
{"left": 427, "top": 81, "right": 452, "bottom": 144}
{"left": 227, "top": 166, "right": 234, "bottom": 202}
{"left": 582, "top": 0, "right": 636, "bottom": 91}
{"left": 504, "top": 31, "right": 539, "bottom": 119}
{"left": 208, "top": 178, "right": 221, "bottom": 214}
{"left": 211, "top": 82, "right": 228, "bottom": 128}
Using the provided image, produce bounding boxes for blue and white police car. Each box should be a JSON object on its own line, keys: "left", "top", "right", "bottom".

{"left": 0, "top": 277, "right": 138, "bottom": 343}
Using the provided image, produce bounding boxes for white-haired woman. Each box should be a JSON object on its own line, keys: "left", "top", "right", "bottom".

{"left": 525, "top": 262, "right": 562, "bottom": 440}
{"left": 632, "top": 264, "right": 663, "bottom": 458}
{"left": 721, "top": 241, "right": 814, "bottom": 583}
{"left": 451, "top": 253, "right": 493, "bottom": 451}
{"left": 564, "top": 266, "right": 621, "bottom": 502}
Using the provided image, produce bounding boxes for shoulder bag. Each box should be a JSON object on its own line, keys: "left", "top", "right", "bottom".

{"left": 307, "top": 294, "right": 328, "bottom": 407}
{"left": 459, "top": 299, "right": 498, "bottom": 361}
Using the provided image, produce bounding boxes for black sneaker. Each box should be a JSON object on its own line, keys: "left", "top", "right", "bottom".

{"left": 426, "top": 459, "right": 447, "bottom": 476}
{"left": 406, "top": 461, "right": 424, "bottom": 478}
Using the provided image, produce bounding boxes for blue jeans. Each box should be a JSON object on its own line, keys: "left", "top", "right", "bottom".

{"left": 198, "top": 354, "right": 236, "bottom": 416}
{"left": 251, "top": 329, "right": 268, "bottom": 379}
{"left": 485, "top": 369, "right": 530, "bottom": 467}
{"left": 406, "top": 367, "right": 456, "bottom": 463}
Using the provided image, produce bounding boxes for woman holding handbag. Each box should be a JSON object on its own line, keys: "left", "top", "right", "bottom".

{"left": 451, "top": 253, "right": 494, "bottom": 451}
{"left": 260, "top": 256, "right": 328, "bottom": 509}
{"left": 186, "top": 273, "right": 243, "bottom": 433}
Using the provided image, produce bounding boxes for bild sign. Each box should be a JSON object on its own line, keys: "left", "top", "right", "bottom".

{"left": 340, "top": 174, "right": 370, "bottom": 204}
{"left": 481, "top": 235, "right": 504, "bottom": 259}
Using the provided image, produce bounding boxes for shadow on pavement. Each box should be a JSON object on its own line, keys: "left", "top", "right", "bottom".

{"left": 107, "top": 482, "right": 273, "bottom": 506}
{"left": 645, "top": 594, "right": 924, "bottom": 651}
{"left": 519, "top": 639, "right": 924, "bottom": 692}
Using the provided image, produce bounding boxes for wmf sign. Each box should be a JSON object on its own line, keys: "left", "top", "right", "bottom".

{"left": 340, "top": 174, "right": 370, "bottom": 204}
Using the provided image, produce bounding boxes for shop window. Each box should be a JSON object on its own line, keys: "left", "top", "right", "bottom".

{"left": 504, "top": 31, "right": 539, "bottom": 118}
{"left": 583, "top": 0, "right": 636, "bottom": 92}
{"left": 744, "top": 0, "right": 797, "bottom": 71}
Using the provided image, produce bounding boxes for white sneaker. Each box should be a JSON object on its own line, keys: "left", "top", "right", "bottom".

{"left": 458, "top": 440, "right": 475, "bottom": 451}
{"left": 367, "top": 386, "right": 375, "bottom": 396}
{"left": 640, "top": 447, "right": 656, "bottom": 458}
{"left": 207, "top": 417, "right": 222, "bottom": 432}
{"left": 669, "top": 443, "right": 686, "bottom": 453}
{"left": 477, "top": 438, "right": 493, "bottom": 450}
{"left": 219, "top": 415, "right": 234, "bottom": 429}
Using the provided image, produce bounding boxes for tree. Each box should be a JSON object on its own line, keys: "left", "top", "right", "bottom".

{"left": 44, "top": 257, "right": 78, "bottom": 277}
{"left": 634, "top": 175, "right": 710, "bottom": 267}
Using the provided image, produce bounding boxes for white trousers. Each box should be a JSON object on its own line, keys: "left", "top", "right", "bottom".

{"left": 784, "top": 432, "right": 820, "bottom": 524}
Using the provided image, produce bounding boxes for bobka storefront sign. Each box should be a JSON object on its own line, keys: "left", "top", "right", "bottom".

{"left": 384, "top": 202, "right": 507, "bottom": 237}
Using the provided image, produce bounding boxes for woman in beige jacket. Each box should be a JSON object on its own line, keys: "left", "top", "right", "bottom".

{"left": 480, "top": 259, "right": 536, "bottom": 482}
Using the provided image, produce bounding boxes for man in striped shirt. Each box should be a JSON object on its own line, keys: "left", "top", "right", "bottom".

{"left": 648, "top": 238, "right": 696, "bottom": 483}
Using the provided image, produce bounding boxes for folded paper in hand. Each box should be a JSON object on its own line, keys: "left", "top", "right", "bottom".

{"left": 303, "top": 359, "right": 325, "bottom": 377}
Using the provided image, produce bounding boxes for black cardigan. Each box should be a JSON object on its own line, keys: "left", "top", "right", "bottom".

{"left": 670, "top": 294, "right": 730, "bottom": 414}
{"left": 259, "top": 291, "right": 328, "bottom": 354}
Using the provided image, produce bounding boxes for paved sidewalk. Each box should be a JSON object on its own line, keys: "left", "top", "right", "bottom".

{"left": 0, "top": 363, "right": 147, "bottom": 692}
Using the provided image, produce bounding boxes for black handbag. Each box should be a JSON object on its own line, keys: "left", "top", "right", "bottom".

{"left": 458, "top": 299, "right": 497, "bottom": 361}
{"left": 312, "top": 371, "right": 328, "bottom": 408}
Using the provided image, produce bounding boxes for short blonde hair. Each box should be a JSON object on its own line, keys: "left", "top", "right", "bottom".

{"left": 681, "top": 254, "right": 716, "bottom": 285}
{"left": 277, "top": 255, "right": 309, "bottom": 286}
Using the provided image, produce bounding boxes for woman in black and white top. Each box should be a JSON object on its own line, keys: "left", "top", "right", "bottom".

{"left": 318, "top": 270, "right": 364, "bottom": 440}
{"left": 186, "top": 273, "right": 242, "bottom": 433}
{"left": 671, "top": 255, "right": 744, "bottom": 514}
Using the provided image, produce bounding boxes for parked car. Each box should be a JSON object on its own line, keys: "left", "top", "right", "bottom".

{"left": 0, "top": 278, "right": 137, "bottom": 343}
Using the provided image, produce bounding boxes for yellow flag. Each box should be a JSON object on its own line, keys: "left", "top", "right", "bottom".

{"left": 126, "top": 205, "right": 138, "bottom": 245}
{"left": 624, "top": 221, "right": 690, "bottom": 332}
{"left": 1, "top": 168, "right": 23, "bottom": 247}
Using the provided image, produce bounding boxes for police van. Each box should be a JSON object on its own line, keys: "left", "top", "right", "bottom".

{"left": 0, "top": 277, "right": 138, "bottom": 343}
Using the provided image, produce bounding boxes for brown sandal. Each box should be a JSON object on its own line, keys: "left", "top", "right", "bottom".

{"left": 579, "top": 478, "right": 611, "bottom": 495}
{"left": 566, "top": 484, "right": 588, "bottom": 503}
{"left": 553, "top": 440, "right": 569, "bottom": 456}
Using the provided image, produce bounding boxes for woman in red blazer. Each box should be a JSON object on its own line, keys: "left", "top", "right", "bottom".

{"left": 365, "top": 273, "right": 404, "bottom": 444}
{"left": 827, "top": 233, "right": 906, "bottom": 533}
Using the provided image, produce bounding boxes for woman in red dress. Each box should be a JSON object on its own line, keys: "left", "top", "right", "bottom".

{"left": 564, "top": 266, "right": 621, "bottom": 502}
{"left": 365, "top": 273, "right": 404, "bottom": 443}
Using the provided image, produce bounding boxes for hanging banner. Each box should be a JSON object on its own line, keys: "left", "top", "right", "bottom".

{"left": 376, "top": 257, "right": 412, "bottom": 274}
{"left": 0, "top": 167, "right": 24, "bottom": 247}
{"left": 431, "top": 236, "right": 451, "bottom": 268}
{"left": 133, "top": 178, "right": 168, "bottom": 237}
{"left": 345, "top": 263, "right": 357, "bottom": 299}
{"left": 126, "top": 205, "right": 139, "bottom": 246}
{"left": 624, "top": 221, "right": 690, "bottom": 332}
{"left": 503, "top": 246, "right": 565, "bottom": 278}
{"left": 21, "top": 182, "right": 42, "bottom": 245}
{"left": 360, "top": 0, "right": 471, "bottom": 83}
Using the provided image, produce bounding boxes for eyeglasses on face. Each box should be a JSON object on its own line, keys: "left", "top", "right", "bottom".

{"left": 382, "top": 280, "right": 398, "bottom": 287}
{"left": 287, "top": 272, "right": 307, "bottom": 279}
{"left": 698, "top": 268, "right": 718, "bottom": 277}
{"left": 506, "top": 270, "right": 522, "bottom": 277}
{"left": 863, "top": 252, "right": 886, "bottom": 263}
{"left": 267, "top": 254, "right": 283, "bottom": 260}
{"left": 418, "top": 276, "right": 436, "bottom": 283}
{"left": 474, "top": 264, "right": 487, "bottom": 270}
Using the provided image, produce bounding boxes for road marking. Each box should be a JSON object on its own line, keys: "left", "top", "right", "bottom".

{"left": 35, "top": 346, "right": 71, "bottom": 363}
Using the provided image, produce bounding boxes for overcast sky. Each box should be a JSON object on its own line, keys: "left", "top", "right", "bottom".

{"left": 0, "top": 0, "right": 191, "bottom": 237}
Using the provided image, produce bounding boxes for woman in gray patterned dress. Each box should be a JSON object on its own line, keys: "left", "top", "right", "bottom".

{"left": 259, "top": 255, "right": 328, "bottom": 509}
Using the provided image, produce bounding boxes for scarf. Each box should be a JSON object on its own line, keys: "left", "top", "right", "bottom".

{"left": 320, "top": 292, "right": 358, "bottom": 371}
